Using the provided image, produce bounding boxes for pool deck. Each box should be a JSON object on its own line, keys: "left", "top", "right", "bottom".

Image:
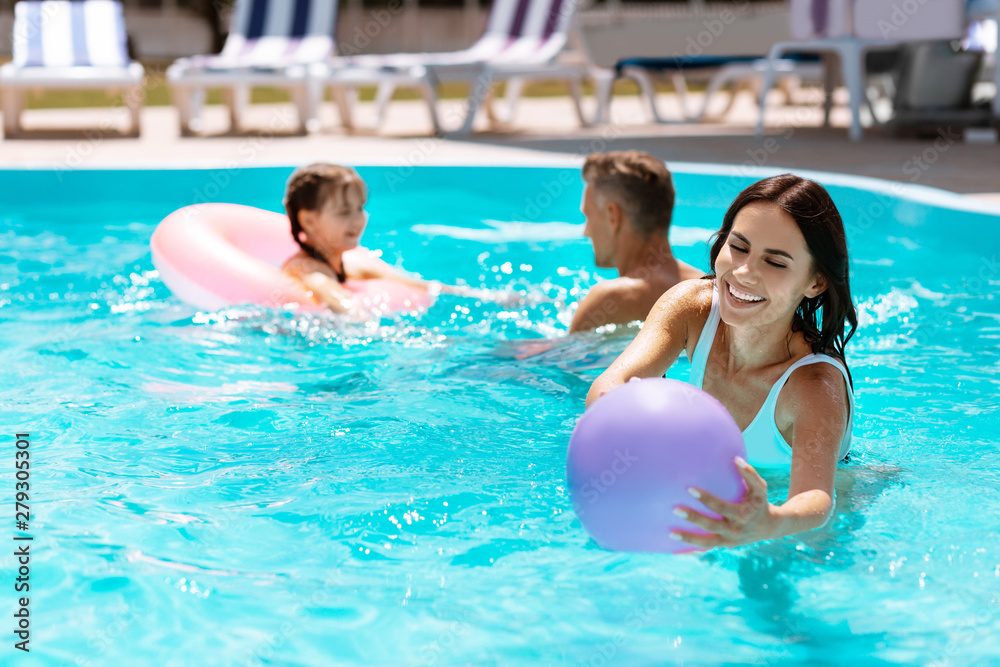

{"left": 2, "top": 90, "right": 998, "bottom": 206}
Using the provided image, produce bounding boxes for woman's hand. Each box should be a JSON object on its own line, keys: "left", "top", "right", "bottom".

{"left": 670, "top": 457, "right": 778, "bottom": 549}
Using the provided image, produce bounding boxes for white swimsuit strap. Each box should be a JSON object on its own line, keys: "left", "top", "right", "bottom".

{"left": 688, "top": 285, "right": 720, "bottom": 390}
{"left": 761, "top": 353, "right": 855, "bottom": 456}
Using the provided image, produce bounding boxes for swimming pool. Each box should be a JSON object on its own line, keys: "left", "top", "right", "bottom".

{"left": 2, "top": 163, "right": 999, "bottom": 666}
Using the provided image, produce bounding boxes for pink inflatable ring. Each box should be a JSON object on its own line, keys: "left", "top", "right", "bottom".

{"left": 150, "top": 203, "right": 432, "bottom": 314}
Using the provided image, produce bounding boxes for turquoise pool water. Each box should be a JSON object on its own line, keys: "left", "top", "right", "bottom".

{"left": 2, "top": 164, "right": 999, "bottom": 666}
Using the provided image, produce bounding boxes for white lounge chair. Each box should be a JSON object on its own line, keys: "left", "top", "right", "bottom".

{"left": 0, "top": 0, "right": 144, "bottom": 137}
{"left": 755, "top": 0, "right": 968, "bottom": 141}
{"left": 166, "top": 0, "right": 338, "bottom": 136}
{"left": 323, "top": 0, "right": 591, "bottom": 135}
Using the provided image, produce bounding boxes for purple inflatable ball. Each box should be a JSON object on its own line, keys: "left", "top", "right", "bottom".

{"left": 567, "top": 378, "right": 747, "bottom": 554}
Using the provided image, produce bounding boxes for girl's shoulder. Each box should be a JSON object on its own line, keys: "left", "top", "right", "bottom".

{"left": 283, "top": 253, "right": 334, "bottom": 279}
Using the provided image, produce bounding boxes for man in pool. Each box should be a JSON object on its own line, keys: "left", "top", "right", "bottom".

{"left": 570, "top": 151, "right": 702, "bottom": 333}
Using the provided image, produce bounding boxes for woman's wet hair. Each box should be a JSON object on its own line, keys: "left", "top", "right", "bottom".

{"left": 708, "top": 173, "right": 858, "bottom": 386}
{"left": 582, "top": 151, "right": 675, "bottom": 236}
{"left": 283, "top": 163, "right": 367, "bottom": 262}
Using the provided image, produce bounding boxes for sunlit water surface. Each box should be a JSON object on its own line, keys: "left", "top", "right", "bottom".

{"left": 2, "top": 166, "right": 998, "bottom": 666}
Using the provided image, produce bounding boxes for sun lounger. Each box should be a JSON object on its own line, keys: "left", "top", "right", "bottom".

{"left": 0, "top": 0, "right": 145, "bottom": 137}
{"left": 166, "top": 0, "right": 337, "bottom": 135}
{"left": 323, "top": 0, "right": 591, "bottom": 134}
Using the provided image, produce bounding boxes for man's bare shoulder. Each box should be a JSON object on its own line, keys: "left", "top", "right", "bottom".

{"left": 677, "top": 260, "right": 706, "bottom": 281}
{"left": 587, "top": 276, "right": 646, "bottom": 302}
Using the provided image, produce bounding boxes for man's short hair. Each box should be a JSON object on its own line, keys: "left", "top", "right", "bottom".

{"left": 582, "top": 151, "right": 675, "bottom": 236}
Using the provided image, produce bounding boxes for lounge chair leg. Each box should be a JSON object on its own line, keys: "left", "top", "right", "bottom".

{"left": 624, "top": 68, "right": 664, "bottom": 123}
{"left": 719, "top": 81, "right": 741, "bottom": 118}
{"left": 822, "top": 52, "right": 836, "bottom": 129}
{"left": 190, "top": 88, "right": 206, "bottom": 134}
{"left": 671, "top": 73, "right": 693, "bottom": 120}
{"left": 126, "top": 85, "right": 143, "bottom": 136}
{"left": 755, "top": 46, "right": 784, "bottom": 136}
{"left": 2, "top": 87, "right": 24, "bottom": 136}
{"left": 839, "top": 42, "right": 865, "bottom": 142}
{"left": 374, "top": 82, "right": 397, "bottom": 128}
{"left": 302, "top": 77, "right": 323, "bottom": 134}
{"left": 225, "top": 85, "right": 249, "bottom": 133}
{"left": 290, "top": 84, "right": 317, "bottom": 135}
{"left": 568, "top": 77, "right": 588, "bottom": 127}
{"left": 502, "top": 77, "right": 526, "bottom": 125}
{"left": 416, "top": 79, "right": 443, "bottom": 135}
{"left": 592, "top": 69, "right": 615, "bottom": 124}
{"left": 330, "top": 85, "right": 356, "bottom": 131}
{"left": 454, "top": 69, "right": 493, "bottom": 135}
{"left": 172, "top": 86, "right": 190, "bottom": 136}
{"left": 692, "top": 70, "right": 734, "bottom": 121}
{"left": 174, "top": 85, "right": 204, "bottom": 136}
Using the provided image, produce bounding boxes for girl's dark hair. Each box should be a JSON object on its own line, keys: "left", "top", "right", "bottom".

{"left": 708, "top": 173, "right": 857, "bottom": 387}
{"left": 283, "top": 163, "right": 366, "bottom": 262}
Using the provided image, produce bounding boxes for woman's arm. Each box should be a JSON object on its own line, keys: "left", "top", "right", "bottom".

{"left": 585, "top": 279, "right": 710, "bottom": 408}
{"left": 671, "top": 364, "right": 849, "bottom": 547}
{"left": 771, "top": 363, "right": 850, "bottom": 533}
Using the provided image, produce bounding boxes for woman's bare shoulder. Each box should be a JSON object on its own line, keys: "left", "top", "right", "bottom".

{"left": 644, "top": 278, "right": 715, "bottom": 352}
{"left": 778, "top": 360, "right": 851, "bottom": 440}
{"left": 654, "top": 277, "right": 714, "bottom": 319}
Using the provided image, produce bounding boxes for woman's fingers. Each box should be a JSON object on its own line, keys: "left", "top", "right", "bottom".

{"left": 686, "top": 487, "right": 739, "bottom": 519}
{"left": 736, "top": 457, "right": 767, "bottom": 493}
{"left": 670, "top": 529, "right": 726, "bottom": 549}
{"left": 674, "top": 506, "right": 725, "bottom": 534}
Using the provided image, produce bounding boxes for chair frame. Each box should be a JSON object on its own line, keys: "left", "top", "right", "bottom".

{"left": 755, "top": 0, "right": 969, "bottom": 141}
{"left": 596, "top": 56, "right": 823, "bottom": 124}
{"left": 0, "top": 0, "right": 144, "bottom": 137}
{"left": 166, "top": 0, "right": 337, "bottom": 136}
{"left": 321, "top": 2, "right": 593, "bottom": 135}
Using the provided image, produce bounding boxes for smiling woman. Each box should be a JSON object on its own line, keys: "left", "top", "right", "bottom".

{"left": 586, "top": 173, "right": 859, "bottom": 549}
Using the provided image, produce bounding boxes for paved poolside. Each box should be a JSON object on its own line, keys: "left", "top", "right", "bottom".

{"left": 2, "top": 91, "right": 998, "bottom": 204}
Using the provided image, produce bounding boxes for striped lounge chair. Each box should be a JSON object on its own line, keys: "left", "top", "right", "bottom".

{"left": 166, "top": 0, "right": 338, "bottom": 136}
{"left": 0, "top": 0, "right": 145, "bottom": 137}
{"left": 325, "top": 0, "right": 591, "bottom": 134}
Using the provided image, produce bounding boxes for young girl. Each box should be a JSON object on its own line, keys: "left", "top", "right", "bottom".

{"left": 587, "top": 173, "right": 858, "bottom": 549}
{"left": 282, "top": 163, "right": 434, "bottom": 316}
